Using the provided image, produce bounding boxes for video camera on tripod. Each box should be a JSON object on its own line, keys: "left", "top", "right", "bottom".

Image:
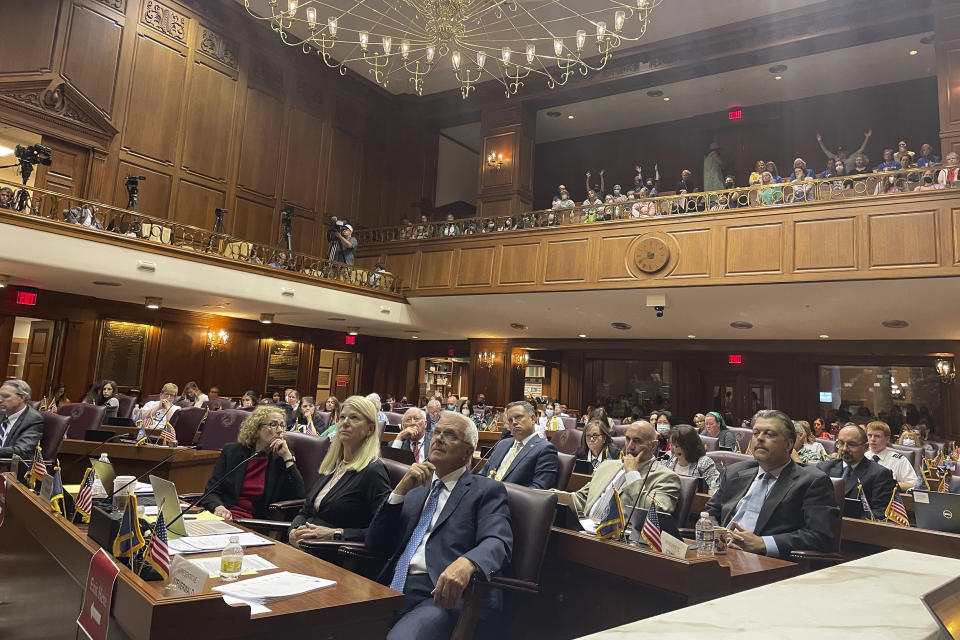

{"left": 327, "top": 216, "right": 350, "bottom": 243}
{"left": 5, "top": 144, "right": 53, "bottom": 211}
{"left": 124, "top": 175, "right": 146, "bottom": 210}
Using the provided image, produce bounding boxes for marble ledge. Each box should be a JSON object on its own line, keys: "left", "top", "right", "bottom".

{"left": 580, "top": 549, "right": 958, "bottom": 640}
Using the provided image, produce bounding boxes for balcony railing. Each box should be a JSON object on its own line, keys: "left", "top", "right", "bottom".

{"left": 356, "top": 164, "right": 960, "bottom": 245}
{"left": 0, "top": 178, "right": 402, "bottom": 296}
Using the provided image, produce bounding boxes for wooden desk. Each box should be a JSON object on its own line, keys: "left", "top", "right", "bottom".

{"left": 515, "top": 527, "right": 798, "bottom": 639}
{"left": 58, "top": 440, "right": 221, "bottom": 492}
{"left": 841, "top": 516, "right": 960, "bottom": 559}
{"left": 0, "top": 473, "right": 402, "bottom": 640}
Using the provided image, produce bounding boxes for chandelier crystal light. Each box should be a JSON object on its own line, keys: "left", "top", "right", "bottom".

{"left": 244, "top": 0, "right": 664, "bottom": 98}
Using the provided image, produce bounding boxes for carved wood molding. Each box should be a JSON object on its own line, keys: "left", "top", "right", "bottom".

{"left": 141, "top": 0, "right": 188, "bottom": 43}
{"left": 94, "top": 0, "right": 125, "bottom": 12}
{"left": 0, "top": 79, "right": 118, "bottom": 149}
{"left": 197, "top": 26, "right": 239, "bottom": 69}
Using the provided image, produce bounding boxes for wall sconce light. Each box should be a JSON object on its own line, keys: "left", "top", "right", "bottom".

{"left": 260, "top": 313, "right": 274, "bottom": 324}
{"left": 936, "top": 357, "right": 956, "bottom": 383}
{"left": 0, "top": 275, "right": 8, "bottom": 288}
{"left": 512, "top": 351, "right": 529, "bottom": 370}
{"left": 486, "top": 152, "right": 504, "bottom": 171}
{"left": 207, "top": 328, "right": 229, "bottom": 353}
{"left": 347, "top": 327, "right": 359, "bottom": 336}
{"left": 145, "top": 296, "right": 161, "bottom": 309}
{"left": 477, "top": 351, "right": 496, "bottom": 369}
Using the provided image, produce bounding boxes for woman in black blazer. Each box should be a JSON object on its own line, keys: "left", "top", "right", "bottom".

{"left": 574, "top": 418, "right": 622, "bottom": 469}
{"left": 199, "top": 405, "right": 305, "bottom": 519}
{"left": 288, "top": 395, "right": 391, "bottom": 546}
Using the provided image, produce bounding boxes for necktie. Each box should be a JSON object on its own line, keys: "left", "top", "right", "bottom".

{"left": 390, "top": 479, "right": 443, "bottom": 592}
{"left": 873, "top": 455, "right": 881, "bottom": 463}
{"left": 841, "top": 464, "right": 855, "bottom": 494}
{"left": 412, "top": 439, "right": 421, "bottom": 463}
{"left": 730, "top": 472, "right": 774, "bottom": 532}
{"left": 0, "top": 417, "right": 8, "bottom": 445}
{"left": 494, "top": 441, "right": 524, "bottom": 481}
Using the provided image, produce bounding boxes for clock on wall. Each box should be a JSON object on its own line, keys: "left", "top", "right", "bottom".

{"left": 635, "top": 237, "right": 670, "bottom": 273}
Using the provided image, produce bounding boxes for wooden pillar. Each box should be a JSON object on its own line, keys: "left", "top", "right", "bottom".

{"left": 476, "top": 103, "right": 535, "bottom": 219}
{"left": 936, "top": 0, "right": 960, "bottom": 154}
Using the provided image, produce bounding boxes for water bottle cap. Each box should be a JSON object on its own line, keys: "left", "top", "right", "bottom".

{"left": 700, "top": 511, "right": 709, "bottom": 518}
{"left": 229, "top": 535, "right": 239, "bottom": 543}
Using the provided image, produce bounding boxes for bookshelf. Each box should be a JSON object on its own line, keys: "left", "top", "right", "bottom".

{"left": 7, "top": 338, "right": 26, "bottom": 380}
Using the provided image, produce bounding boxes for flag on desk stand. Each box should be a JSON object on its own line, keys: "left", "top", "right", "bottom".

{"left": 596, "top": 490, "right": 625, "bottom": 539}
{"left": 49, "top": 466, "right": 65, "bottom": 515}
{"left": 112, "top": 494, "right": 145, "bottom": 558}
{"left": 855, "top": 478, "right": 875, "bottom": 521}
{"left": 884, "top": 487, "right": 910, "bottom": 527}
{"left": 134, "top": 420, "right": 149, "bottom": 446}
{"left": 143, "top": 511, "right": 171, "bottom": 579}
{"left": 937, "top": 473, "right": 949, "bottom": 493}
{"left": 24, "top": 446, "right": 47, "bottom": 490}
{"left": 74, "top": 467, "right": 94, "bottom": 523}
{"left": 641, "top": 499, "right": 663, "bottom": 552}
{"left": 159, "top": 420, "right": 178, "bottom": 446}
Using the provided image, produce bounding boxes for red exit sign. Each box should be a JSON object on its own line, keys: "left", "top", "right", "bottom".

{"left": 728, "top": 354, "right": 743, "bottom": 365}
{"left": 345, "top": 335, "right": 356, "bottom": 345}
{"left": 15, "top": 290, "right": 37, "bottom": 306}
{"left": 728, "top": 109, "right": 742, "bottom": 120}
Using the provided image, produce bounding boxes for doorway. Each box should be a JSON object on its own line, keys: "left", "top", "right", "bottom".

{"left": 6, "top": 316, "right": 59, "bottom": 401}
{"left": 316, "top": 349, "right": 361, "bottom": 401}
{"left": 704, "top": 373, "right": 778, "bottom": 427}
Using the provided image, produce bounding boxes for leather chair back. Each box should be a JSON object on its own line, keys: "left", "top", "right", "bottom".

{"left": 196, "top": 409, "right": 248, "bottom": 450}
{"left": 502, "top": 484, "right": 557, "bottom": 586}
{"left": 817, "top": 437, "right": 836, "bottom": 456}
{"left": 829, "top": 477, "right": 845, "bottom": 508}
{"left": 610, "top": 418, "right": 622, "bottom": 426}
{"left": 728, "top": 428, "right": 754, "bottom": 453}
{"left": 377, "top": 420, "right": 386, "bottom": 439}
{"left": 889, "top": 444, "right": 923, "bottom": 472}
{"left": 28, "top": 400, "right": 41, "bottom": 410}
{"left": 203, "top": 398, "right": 235, "bottom": 411}
{"left": 673, "top": 474, "right": 699, "bottom": 527}
{"left": 700, "top": 435, "right": 719, "bottom": 452}
{"left": 555, "top": 452, "right": 576, "bottom": 490}
{"left": 171, "top": 407, "right": 206, "bottom": 445}
{"left": 383, "top": 411, "right": 405, "bottom": 425}
{"left": 39, "top": 412, "right": 71, "bottom": 464}
{"left": 612, "top": 424, "right": 628, "bottom": 437}
{"left": 285, "top": 432, "right": 331, "bottom": 490}
{"left": 551, "top": 429, "right": 582, "bottom": 455}
{"left": 560, "top": 416, "right": 577, "bottom": 431}
{"left": 116, "top": 394, "right": 137, "bottom": 419}
{"left": 610, "top": 436, "right": 625, "bottom": 451}
{"left": 176, "top": 400, "right": 194, "bottom": 409}
{"left": 57, "top": 403, "right": 107, "bottom": 440}
{"left": 142, "top": 394, "right": 161, "bottom": 405}
{"left": 316, "top": 411, "right": 333, "bottom": 428}
{"left": 382, "top": 457, "right": 410, "bottom": 488}
{"left": 706, "top": 450, "right": 752, "bottom": 472}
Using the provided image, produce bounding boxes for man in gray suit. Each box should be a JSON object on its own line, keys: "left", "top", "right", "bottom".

{"left": 705, "top": 409, "right": 840, "bottom": 558}
{"left": 391, "top": 407, "right": 432, "bottom": 464}
{"left": 0, "top": 379, "right": 44, "bottom": 460}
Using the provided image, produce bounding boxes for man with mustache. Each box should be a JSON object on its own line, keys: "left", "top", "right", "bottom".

{"left": 705, "top": 410, "right": 840, "bottom": 557}
{"left": 817, "top": 424, "right": 896, "bottom": 520}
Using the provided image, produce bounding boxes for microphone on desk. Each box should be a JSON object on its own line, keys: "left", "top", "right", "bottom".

{"left": 163, "top": 450, "right": 266, "bottom": 533}
{"left": 618, "top": 453, "right": 660, "bottom": 544}
{"left": 110, "top": 447, "right": 189, "bottom": 503}
{"left": 62, "top": 434, "right": 129, "bottom": 474}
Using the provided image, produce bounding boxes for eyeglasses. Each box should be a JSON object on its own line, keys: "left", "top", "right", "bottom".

{"left": 432, "top": 429, "right": 462, "bottom": 444}
{"left": 585, "top": 434, "right": 604, "bottom": 441}
{"left": 262, "top": 421, "right": 285, "bottom": 431}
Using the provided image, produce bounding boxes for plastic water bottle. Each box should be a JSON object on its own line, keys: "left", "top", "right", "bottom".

{"left": 90, "top": 453, "right": 109, "bottom": 497}
{"left": 220, "top": 535, "right": 243, "bottom": 581}
{"left": 695, "top": 511, "right": 715, "bottom": 558}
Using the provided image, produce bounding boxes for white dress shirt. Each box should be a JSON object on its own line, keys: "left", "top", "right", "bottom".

{"left": 728, "top": 461, "right": 788, "bottom": 557}
{"left": 141, "top": 401, "right": 180, "bottom": 430}
{"left": 870, "top": 446, "right": 919, "bottom": 488}
{"left": 391, "top": 432, "right": 427, "bottom": 463}
{"left": 387, "top": 466, "right": 467, "bottom": 575}
{"left": 588, "top": 466, "right": 643, "bottom": 521}
{"left": 1, "top": 406, "right": 26, "bottom": 447}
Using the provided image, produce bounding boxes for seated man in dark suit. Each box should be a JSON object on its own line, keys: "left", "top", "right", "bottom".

{"left": 366, "top": 410, "right": 513, "bottom": 640}
{"left": 390, "top": 407, "right": 432, "bottom": 464}
{"left": 705, "top": 409, "right": 840, "bottom": 558}
{"left": 0, "top": 378, "right": 44, "bottom": 460}
{"left": 479, "top": 400, "right": 558, "bottom": 489}
{"left": 817, "top": 424, "right": 896, "bottom": 520}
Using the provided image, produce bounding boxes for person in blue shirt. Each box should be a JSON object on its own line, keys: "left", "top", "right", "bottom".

{"left": 765, "top": 161, "right": 782, "bottom": 183}
{"left": 876, "top": 148, "right": 902, "bottom": 172}
{"left": 916, "top": 143, "right": 941, "bottom": 168}
{"left": 791, "top": 158, "right": 815, "bottom": 178}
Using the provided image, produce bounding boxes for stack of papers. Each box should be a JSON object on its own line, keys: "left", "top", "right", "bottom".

{"left": 214, "top": 571, "right": 336, "bottom": 616}
{"left": 134, "top": 482, "right": 153, "bottom": 494}
{"left": 168, "top": 532, "right": 275, "bottom": 555}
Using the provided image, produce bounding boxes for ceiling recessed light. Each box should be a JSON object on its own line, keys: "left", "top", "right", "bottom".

{"left": 567, "top": 114, "right": 575, "bottom": 119}
{"left": 546, "top": 111, "right": 562, "bottom": 118}
{"left": 769, "top": 64, "right": 788, "bottom": 74}
{"left": 909, "top": 49, "right": 918, "bottom": 56}
{"left": 260, "top": 313, "right": 274, "bottom": 324}
{"left": 92, "top": 280, "right": 122, "bottom": 287}
{"left": 611, "top": 322, "right": 631, "bottom": 330}
{"left": 411, "top": 335, "right": 419, "bottom": 339}
{"left": 577, "top": 333, "right": 587, "bottom": 338}
{"left": 730, "top": 321, "right": 753, "bottom": 330}
{"left": 882, "top": 319, "right": 909, "bottom": 329}
{"left": 819, "top": 334, "right": 829, "bottom": 339}
{"left": 662, "top": 96, "right": 670, "bottom": 101}
{"left": 0, "top": 146, "right": 14, "bottom": 157}
{"left": 687, "top": 334, "right": 696, "bottom": 339}
{"left": 646, "top": 89, "right": 663, "bottom": 97}
{"left": 0, "top": 275, "right": 8, "bottom": 288}
{"left": 774, "top": 75, "right": 782, "bottom": 80}
{"left": 510, "top": 323, "right": 528, "bottom": 330}
{"left": 144, "top": 296, "right": 161, "bottom": 310}
{"left": 347, "top": 327, "right": 359, "bottom": 336}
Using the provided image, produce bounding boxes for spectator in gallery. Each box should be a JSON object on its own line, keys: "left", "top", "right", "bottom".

{"left": 329, "top": 223, "right": 358, "bottom": 264}
{"left": 851, "top": 153, "right": 870, "bottom": 175}
{"left": 552, "top": 189, "right": 575, "bottom": 210}
{"left": 876, "top": 148, "right": 902, "bottom": 173}
{"left": 0, "top": 187, "right": 14, "bottom": 209}
{"left": 439, "top": 214, "right": 461, "bottom": 237}
{"left": 938, "top": 151, "right": 960, "bottom": 185}
{"left": 675, "top": 168, "right": 695, "bottom": 194}
{"left": 552, "top": 183, "right": 568, "bottom": 205}
{"left": 749, "top": 160, "right": 766, "bottom": 186}
{"left": 635, "top": 164, "right": 660, "bottom": 197}
{"left": 815, "top": 129, "right": 871, "bottom": 173}
{"left": 582, "top": 188, "right": 603, "bottom": 222}
{"left": 916, "top": 143, "right": 941, "bottom": 167}
{"left": 703, "top": 142, "right": 724, "bottom": 193}
{"left": 764, "top": 161, "right": 782, "bottom": 183}
{"left": 585, "top": 169, "right": 605, "bottom": 200}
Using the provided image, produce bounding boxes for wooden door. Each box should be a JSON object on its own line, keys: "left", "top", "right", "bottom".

{"left": 23, "top": 320, "right": 54, "bottom": 401}
{"left": 34, "top": 137, "right": 90, "bottom": 197}
{"left": 331, "top": 352, "right": 358, "bottom": 400}
{"left": 704, "top": 373, "right": 779, "bottom": 427}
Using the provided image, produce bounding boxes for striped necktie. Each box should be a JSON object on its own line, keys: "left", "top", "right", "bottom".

{"left": 389, "top": 479, "right": 443, "bottom": 592}
{"left": 0, "top": 416, "right": 8, "bottom": 445}
{"left": 494, "top": 441, "right": 524, "bottom": 481}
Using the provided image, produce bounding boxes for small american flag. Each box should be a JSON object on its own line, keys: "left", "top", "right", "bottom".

{"left": 26, "top": 446, "right": 47, "bottom": 488}
{"left": 641, "top": 500, "right": 663, "bottom": 552}
{"left": 160, "top": 420, "right": 178, "bottom": 446}
{"left": 74, "top": 467, "right": 94, "bottom": 523}
{"left": 144, "top": 511, "right": 171, "bottom": 579}
{"left": 884, "top": 487, "right": 910, "bottom": 527}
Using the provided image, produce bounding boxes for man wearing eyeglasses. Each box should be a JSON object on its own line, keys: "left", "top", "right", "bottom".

{"left": 366, "top": 410, "right": 512, "bottom": 640}
{"left": 817, "top": 424, "right": 896, "bottom": 520}
{"left": 480, "top": 400, "right": 558, "bottom": 490}
{"left": 140, "top": 383, "right": 181, "bottom": 430}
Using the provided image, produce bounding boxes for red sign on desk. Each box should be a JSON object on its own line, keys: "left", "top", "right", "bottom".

{"left": 77, "top": 549, "right": 120, "bottom": 640}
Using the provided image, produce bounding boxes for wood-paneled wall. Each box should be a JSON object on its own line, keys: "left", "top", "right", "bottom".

{"left": 0, "top": 0, "right": 437, "bottom": 256}
{"left": 360, "top": 189, "right": 960, "bottom": 295}
{"left": 533, "top": 78, "right": 941, "bottom": 208}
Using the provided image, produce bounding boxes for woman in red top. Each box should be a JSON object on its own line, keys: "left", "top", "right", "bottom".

{"left": 199, "top": 405, "right": 304, "bottom": 519}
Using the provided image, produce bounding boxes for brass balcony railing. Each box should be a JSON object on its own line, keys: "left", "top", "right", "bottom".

{"left": 355, "top": 164, "right": 960, "bottom": 245}
{"left": 0, "top": 179, "right": 401, "bottom": 295}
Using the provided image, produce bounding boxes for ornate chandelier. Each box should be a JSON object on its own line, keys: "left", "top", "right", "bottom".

{"left": 243, "top": 0, "right": 664, "bottom": 98}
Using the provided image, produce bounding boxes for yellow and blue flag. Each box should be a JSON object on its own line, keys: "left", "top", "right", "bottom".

{"left": 596, "top": 490, "right": 625, "bottom": 539}
{"left": 855, "top": 478, "right": 874, "bottom": 521}
{"left": 49, "top": 466, "right": 64, "bottom": 515}
{"left": 112, "top": 494, "right": 145, "bottom": 557}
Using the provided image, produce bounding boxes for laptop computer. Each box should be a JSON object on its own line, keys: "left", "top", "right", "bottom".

{"left": 149, "top": 475, "right": 240, "bottom": 538}
{"left": 920, "top": 575, "right": 960, "bottom": 639}
{"left": 383, "top": 423, "right": 401, "bottom": 433}
{"left": 573, "top": 459, "right": 595, "bottom": 475}
{"left": 914, "top": 490, "right": 960, "bottom": 534}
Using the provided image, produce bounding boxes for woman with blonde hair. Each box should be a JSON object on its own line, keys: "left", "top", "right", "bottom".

{"left": 792, "top": 420, "right": 827, "bottom": 463}
{"left": 288, "top": 395, "right": 391, "bottom": 546}
{"left": 200, "top": 405, "right": 304, "bottom": 520}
